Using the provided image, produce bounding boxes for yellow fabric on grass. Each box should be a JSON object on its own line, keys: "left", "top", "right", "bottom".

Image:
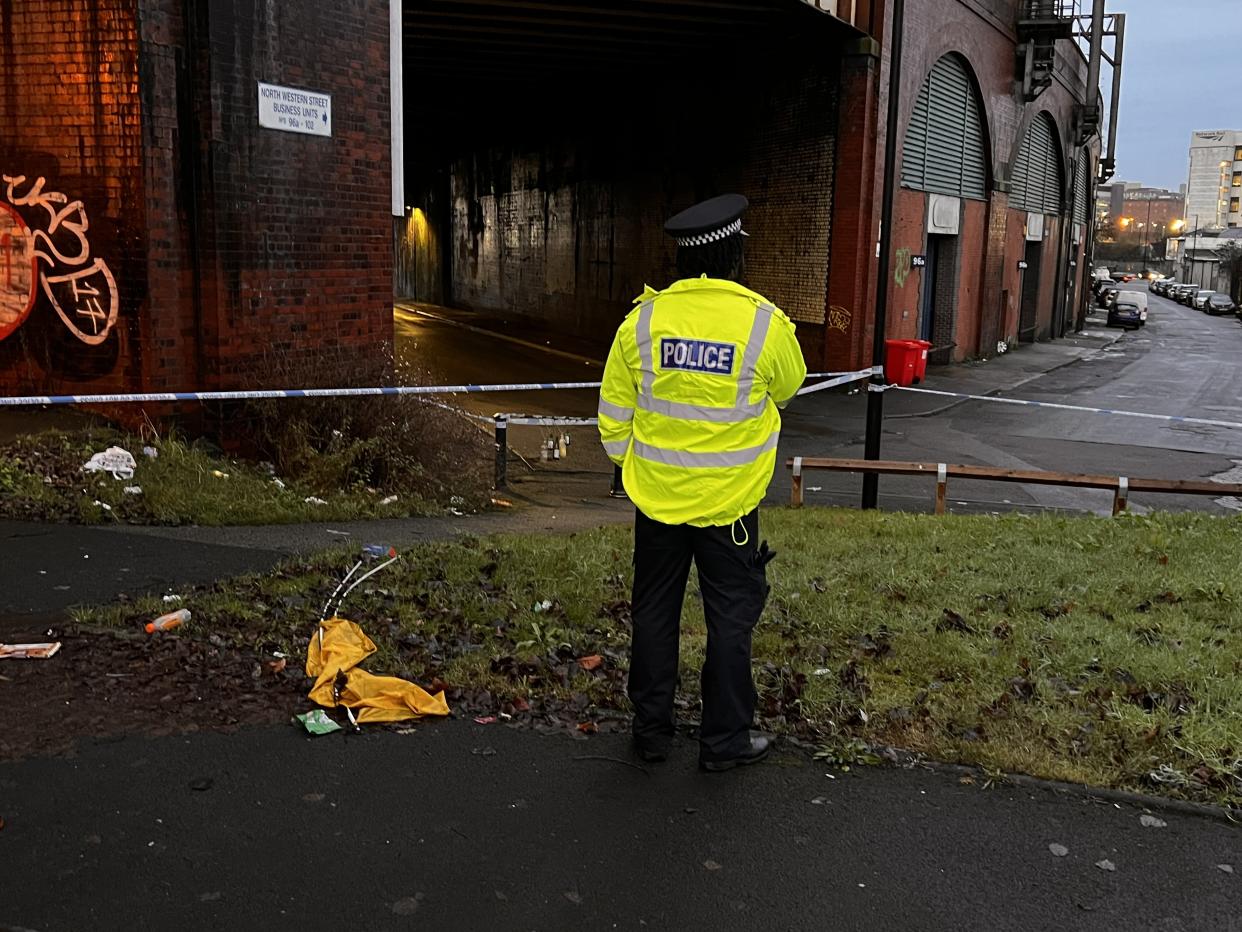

{"left": 305, "top": 617, "right": 449, "bottom": 723}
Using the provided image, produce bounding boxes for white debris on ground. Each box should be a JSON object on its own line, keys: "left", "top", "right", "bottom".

{"left": 83, "top": 447, "right": 136, "bottom": 481}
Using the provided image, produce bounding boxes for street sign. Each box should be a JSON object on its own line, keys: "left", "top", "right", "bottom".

{"left": 257, "top": 82, "right": 332, "bottom": 137}
{"left": 910, "top": 255, "right": 927, "bottom": 268}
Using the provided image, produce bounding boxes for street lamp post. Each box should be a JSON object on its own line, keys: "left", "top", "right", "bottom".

{"left": 861, "top": 0, "right": 906, "bottom": 511}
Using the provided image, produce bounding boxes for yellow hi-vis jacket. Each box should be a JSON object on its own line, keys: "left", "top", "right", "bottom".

{"left": 597, "top": 277, "right": 807, "bottom": 527}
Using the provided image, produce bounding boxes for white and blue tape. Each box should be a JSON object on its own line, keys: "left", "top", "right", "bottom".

{"left": 892, "top": 386, "right": 1242, "bottom": 432}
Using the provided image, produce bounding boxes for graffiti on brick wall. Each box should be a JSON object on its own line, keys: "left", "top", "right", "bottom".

{"left": 827, "top": 305, "right": 852, "bottom": 333}
{"left": 0, "top": 174, "right": 118, "bottom": 346}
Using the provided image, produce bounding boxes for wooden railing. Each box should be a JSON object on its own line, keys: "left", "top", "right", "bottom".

{"left": 785, "top": 457, "right": 1242, "bottom": 515}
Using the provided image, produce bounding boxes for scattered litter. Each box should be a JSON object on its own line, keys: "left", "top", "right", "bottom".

{"left": 1139, "top": 814, "right": 1167, "bottom": 829}
{"left": 471, "top": 747, "right": 497, "bottom": 757}
{"left": 380, "top": 495, "right": 398, "bottom": 506}
{"left": 498, "top": 712, "right": 513, "bottom": 721}
{"left": 449, "top": 508, "right": 464, "bottom": 516}
{"left": 272, "top": 478, "right": 286, "bottom": 489}
{"left": 474, "top": 716, "right": 497, "bottom": 725}
{"left": 123, "top": 486, "right": 143, "bottom": 495}
{"left": 189, "top": 778, "right": 213, "bottom": 792}
{"left": 92, "top": 500, "right": 113, "bottom": 512}
{"left": 703, "top": 860, "right": 722, "bottom": 872}
{"left": 273, "top": 651, "right": 287, "bottom": 659}
{"left": 162, "top": 594, "right": 183, "bottom": 604}
{"left": 145, "top": 609, "right": 190, "bottom": 634}
{"left": 1049, "top": 843, "right": 1069, "bottom": 857}
{"left": 304, "top": 496, "right": 328, "bottom": 506}
{"left": 450, "top": 495, "right": 465, "bottom": 507}
{"left": 1218, "top": 864, "right": 1234, "bottom": 874}
{"left": 563, "top": 891, "right": 582, "bottom": 905}
{"left": 293, "top": 710, "right": 342, "bottom": 736}
{"left": 577, "top": 654, "right": 603, "bottom": 671}
{"left": 325, "top": 529, "right": 351, "bottom": 537}
{"left": 812, "top": 668, "right": 831, "bottom": 676}
{"left": 263, "top": 658, "right": 287, "bottom": 675}
{"left": 1095, "top": 859, "right": 1116, "bottom": 872}
{"left": 577, "top": 722, "right": 598, "bottom": 735}
{"left": 810, "top": 796, "right": 828, "bottom": 805}
{"left": 395, "top": 726, "right": 416, "bottom": 735}
{"left": 490, "top": 497, "right": 513, "bottom": 508}
{"left": 533, "top": 599, "right": 554, "bottom": 613}
{"left": 84, "top": 446, "right": 136, "bottom": 480}
{"left": 0, "top": 642, "right": 61, "bottom": 660}
{"left": 210, "top": 470, "right": 229, "bottom": 479}
{"left": 142, "top": 446, "right": 158, "bottom": 459}
{"left": 363, "top": 544, "right": 397, "bottom": 560}
{"left": 808, "top": 486, "right": 823, "bottom": 492}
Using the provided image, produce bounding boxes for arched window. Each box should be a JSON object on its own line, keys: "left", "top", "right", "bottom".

{"left": 901, "top": 54, "right": 989, "bottom": 200}
{"left": 1011, "top": 113, "right": 1065, "bottom": 215}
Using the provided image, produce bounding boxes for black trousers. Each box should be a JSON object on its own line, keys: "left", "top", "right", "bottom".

{"left": 629, "top": 507, "right": 768, "bottom": 760}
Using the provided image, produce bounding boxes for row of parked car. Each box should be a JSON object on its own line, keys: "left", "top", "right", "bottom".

{"left": 1150, "top": 278, "right": 1240, "bottom": 316}
{"left": 1093, "top": 276, "right": 1149, "bottom": 329}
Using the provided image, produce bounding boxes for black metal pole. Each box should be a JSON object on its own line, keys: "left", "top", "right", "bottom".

{"left": 493, "top": 416, "right": 508, "bottom": 490}
{"left": 861, "top": 0, "right": 906, "bottom": 510}
{"left": 609, "top": 463, "right": 627, "bottom": 499}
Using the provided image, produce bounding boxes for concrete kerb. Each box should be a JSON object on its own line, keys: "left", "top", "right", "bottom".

{"left": 886, "top": 327, "right": 1127, "bottom": 421}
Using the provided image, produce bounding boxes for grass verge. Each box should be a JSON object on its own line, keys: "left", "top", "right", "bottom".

{"left": 73, "top": 509, "right": 1242, "bottom": 808}
{"left": 0, "top": 424, "right": 484, "bottom": 526}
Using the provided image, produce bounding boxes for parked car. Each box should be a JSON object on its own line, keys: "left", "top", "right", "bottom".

{"left": 1153, "top": 279, "right": 1177, "bottom": 297}
{"left": 1097, "top": 285, "right": 1120, "bottom": 309}
{"left": 1193, "top": 290, "right": 1217, "bottom": 310}
{"left": 1108, "top": 291, "right": 1149, "bottom": 329}
{"left": 1205, "top": 293, "right": 1238, "bottom": 316}
{"left": 1176, "top": 285, "right": 1201, "bottom": 305}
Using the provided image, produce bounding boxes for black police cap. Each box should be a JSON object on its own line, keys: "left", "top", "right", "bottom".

{"left": 664, "top": 194, "right": 749, "bottom": 247}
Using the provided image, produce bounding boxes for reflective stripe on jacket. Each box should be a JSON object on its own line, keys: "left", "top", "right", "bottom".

{"left": 597, "top": 277, "right": 807, "bottom": 527}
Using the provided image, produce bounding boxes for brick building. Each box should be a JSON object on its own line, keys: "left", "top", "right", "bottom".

{"left": 0, "top": 0, "right": 395, "bottom": 395}
{"left": 399, "top": 0, "right": 1106, "bottom": 370}
{"left": 1, "top": 0, "right": 1108, "bottom": 395}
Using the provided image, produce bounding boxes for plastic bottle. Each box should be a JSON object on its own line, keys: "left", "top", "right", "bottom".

{"left": 145, "top": 608, "right": 190, "bottom": 634}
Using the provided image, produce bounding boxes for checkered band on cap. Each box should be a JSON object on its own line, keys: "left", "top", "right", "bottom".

{"left": 673, "top": 218, "right": 743, "bottom": 248}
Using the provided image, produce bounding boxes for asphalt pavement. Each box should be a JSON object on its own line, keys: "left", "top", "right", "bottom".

{"left": 2, "top": 723, "right": 1238, "bottom": 931}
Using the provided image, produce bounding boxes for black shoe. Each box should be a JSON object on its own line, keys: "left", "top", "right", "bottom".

{"left": 634, "top": 737, "right": 670, "bottom": 763}
{"left": 699, "top": 732, "right": 774, "bottom": 772}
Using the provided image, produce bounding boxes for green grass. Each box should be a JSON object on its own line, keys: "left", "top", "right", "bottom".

{"left": 0, "top": 429, "right": 443, "bottom": 525}
{"left": 73, "top": 509, "right": 1242, "bottom": 807}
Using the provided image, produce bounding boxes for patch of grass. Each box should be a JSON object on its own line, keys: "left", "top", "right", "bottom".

{"left": 0, "top": 427, "right": 462, "bottom": 526}
{"left": 73, "top": 509, "right": 1242, "bottom": 807}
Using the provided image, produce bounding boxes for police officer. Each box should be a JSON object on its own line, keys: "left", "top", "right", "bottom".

{"left": 597, "top": 194, "right": 807, "bottom": 771}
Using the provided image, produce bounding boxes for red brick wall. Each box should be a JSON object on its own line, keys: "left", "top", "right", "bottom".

{"left": 0, "top": 0, "right": 145, "bottom": 392}
{"left": 197, "top": 0, "right": 393, "bottom": 386}
{"left": 884, "top": 187, "right": 928, "bottom": 341}
{"left": 1, "top": 0, "right": 394, "bottom": 396}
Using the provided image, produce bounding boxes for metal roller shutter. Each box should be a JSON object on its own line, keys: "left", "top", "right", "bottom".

{"left": 1072, "top": 152, "right": 1090, "bottom": 225}
{"left": 1012, "top": 113, "right": 1065, "bottom": 215}
{"left": 901, "top": 54, "right": 988, "bottom": 200}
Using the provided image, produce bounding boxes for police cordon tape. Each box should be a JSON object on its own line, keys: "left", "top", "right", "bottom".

{"left": 883, "top": 385, "right": 1242, "bottom": 433}
{"left": 0, "top": 370, "right": 869, "bottom": 409}
{"left": 487, "top": 368, "right": 879, "bottom": 428}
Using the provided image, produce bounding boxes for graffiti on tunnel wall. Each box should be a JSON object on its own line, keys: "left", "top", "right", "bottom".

{"left": 0, "top": 174, "right": 119, "bottom": 346}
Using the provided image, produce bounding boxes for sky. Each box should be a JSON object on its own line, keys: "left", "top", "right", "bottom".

{"left": 1110, "top": 0, "right": 1241, "bottom": 191}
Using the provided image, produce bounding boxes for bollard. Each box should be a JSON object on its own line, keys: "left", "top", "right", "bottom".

{"left": 493, "top": 415, "right": 508, "bottom": 490}
{"left": 609, "top": 463, "right": 627, "bottom": 499}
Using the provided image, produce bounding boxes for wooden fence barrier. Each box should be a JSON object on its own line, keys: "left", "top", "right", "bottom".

{"left": 785, "top": 457, "right": 1242, "bottom": 515}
